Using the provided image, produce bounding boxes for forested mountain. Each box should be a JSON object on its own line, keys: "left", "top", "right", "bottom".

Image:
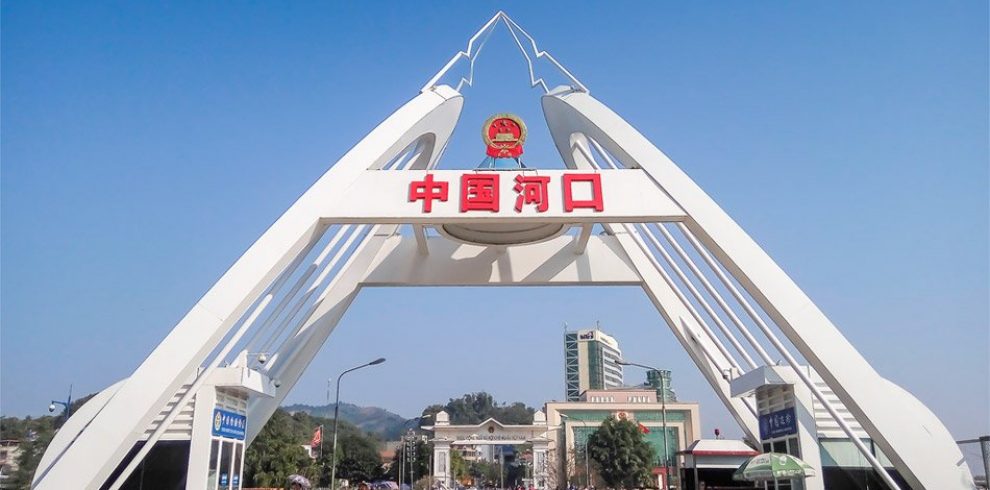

{"left": 283, "top": 402, "right": 408, "bottom": 439}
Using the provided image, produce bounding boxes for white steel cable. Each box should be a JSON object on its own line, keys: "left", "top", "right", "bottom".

{"left": 638, "top": 223, "right": 759, "bottom": 369}
{"left": 584, "top": 141, "right": 759, "bottom": 418}
{"left": 614, "top": 223, "right": 733, "bottom": 372}
{"left": 651, "top": 223, "right": 774, "bottom": 365}
{"left": 240, "top": 224, "right": 354, "bottom": 356}
{"left": 617, "top": 221, "right": 759, "bottom": 420}
{"left": 258, "top": 224, "right": 368, "bottom": 353}
{"left": 264, "top": 224, "right": 382, "bottom": 371}
{"left": 263, "top": 139, "right": 423, "bottom": 366}
{"left": 581, "top": 143, "right": 740, "bottom": 371}
{"left": 587, "top": 138, "right": 621, "bottom": 170}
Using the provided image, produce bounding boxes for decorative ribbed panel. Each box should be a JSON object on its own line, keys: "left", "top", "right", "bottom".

{"left": 142, "top": 384, "right": 195, "bottom": 441}
{"left": 812, "top": 378, "right": 867, "bottom": 439}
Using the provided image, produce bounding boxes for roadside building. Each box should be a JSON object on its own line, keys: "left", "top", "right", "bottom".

{"left": 545, "top": 385, "right": 701, "bottom": 490}
{"left": 0, "top": 440, "right": 21, "bottom": 490}
{"left": 677, "top": 439, "right": 760, "bottom": 489}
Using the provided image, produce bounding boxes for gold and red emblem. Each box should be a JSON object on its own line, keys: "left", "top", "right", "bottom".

{"left": 482, "top": 113, "right": 527, "bottom": 158}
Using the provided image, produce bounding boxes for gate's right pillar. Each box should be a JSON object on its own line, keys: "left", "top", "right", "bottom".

{"left": 731, "top": 366, "right": 825, "bottom": 490}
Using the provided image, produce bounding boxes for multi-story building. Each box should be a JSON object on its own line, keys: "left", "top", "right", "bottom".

{"left": 563, "top": 328, "right": 624, "bottom": 401}
{"left": 545, "top": 387, "right": 701, "bottom": 490}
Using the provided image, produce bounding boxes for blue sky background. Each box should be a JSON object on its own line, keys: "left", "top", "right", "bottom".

{"left": 2, "top": 0, "right": 987, "bottom": 466}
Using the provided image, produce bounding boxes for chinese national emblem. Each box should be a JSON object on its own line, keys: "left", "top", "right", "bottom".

{"left": 407, "top": 113, "right": 605, "bottom": 216}
{"left": 482, "top": 113, "right": 527, "bottom": 158}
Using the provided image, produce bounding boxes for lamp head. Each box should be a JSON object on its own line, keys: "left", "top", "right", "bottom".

{"left": 257, "top": 353, "right": 268, "bottom": 364}
{"left": 48, "top": 403, "right": 56, "bottom": 413}
{"left": 369, "top": 357, "right": 386, "bottom": 365}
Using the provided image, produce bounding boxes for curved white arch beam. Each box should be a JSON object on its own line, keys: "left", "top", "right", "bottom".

{"left": 32, "top": 379, "right": 127, "bottom": 487}
{"left": 35, "top": 86, "right": 463, "bottom": 490}
{"left": 545, "top": 125, "right": 761, "bottom": 443}
{"left": 541, "top": 89, "right": 971, "bottom": 490}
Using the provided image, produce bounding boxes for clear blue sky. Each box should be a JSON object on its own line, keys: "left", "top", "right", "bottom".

{"left": 2, "top": 0, "right": 987, "bottom": 463}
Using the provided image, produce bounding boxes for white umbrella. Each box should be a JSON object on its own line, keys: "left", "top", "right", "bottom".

{"left": 288, "top": 474, "right": 312, "bottom": 489}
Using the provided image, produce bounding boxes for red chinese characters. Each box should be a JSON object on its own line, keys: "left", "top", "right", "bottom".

{"left": 514, "top": 174, "right": 550, "bottom": 212}
{"left": 408, "top": 174, "right": 448, "bottom": 212}
{"left": 409, "top": 173, "right": 604, "bottom": 213}
{"left": 562, "top": 173, "right": 604, "bottom": 212}
{"left": 461, "top": 174, "right": 500, "bottom": 212}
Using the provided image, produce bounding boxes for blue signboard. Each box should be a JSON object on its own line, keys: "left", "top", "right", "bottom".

{"left": 759, "top": 406, "right": 797, "bottom": 440}
{"left": 211, "top": 408, "right": 247, "bottom": 440}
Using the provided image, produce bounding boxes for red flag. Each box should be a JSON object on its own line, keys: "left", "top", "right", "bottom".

{"left": 638, "top": 422, "right": 651, "bottom": 434}
{"left": 311, "top": 426, "right": 323, "bottom": 447}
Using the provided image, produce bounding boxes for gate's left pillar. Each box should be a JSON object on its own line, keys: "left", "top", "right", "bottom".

{"left": 531, "top": 410, "right": 550, "bottom": 490}
{"left": 532, "top": 442, "right": 549, "bottom": 490}
{"left": 186, "top": 365, "right": 277, "bottom": 490}
{"left": 433, "top": 439, "right": 452, "bottom": 490}
{"left": 431, "top": 411, "right": 452, "bottom": 490}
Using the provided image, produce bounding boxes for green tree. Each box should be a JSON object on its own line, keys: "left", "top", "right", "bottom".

{"left": 450, "top": 449, "right": 468, "bottom": 480}
{"left": 586, "top": 417, "right": 654, "bottom": 489}
{"left": 8, "top": 417, "right": 57, "bottom": 490}
{"left": 3, "top": 393, "right": 95, "bottom": 490}
{"left": 318, "top": 431, "right": 385, "bottom": 484}
{"left": 468, "top": 460, "right": 500, "bottom": 487}
{"left": 427, "top": 393, "right": 535, "bottom": 425}
{"left": 243, "top": 409, "right": 318, "bottom": 487}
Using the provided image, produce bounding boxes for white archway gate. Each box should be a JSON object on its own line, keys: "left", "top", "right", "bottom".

{"left": 33, "top": 12, "right": 974, "bottom": 490}
{"left": 426, "top": 411, "right": 552, "bottom": 490}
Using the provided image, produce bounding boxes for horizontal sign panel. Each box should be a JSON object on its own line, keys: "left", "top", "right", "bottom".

{"left": 325, "top": 169, "right": 685, "bottom": 223}
{"left": 211, "top": 408, "right": 246, "bottom": 440}
{"left": 759, "top": 406, "right": 797, "bottom": 440}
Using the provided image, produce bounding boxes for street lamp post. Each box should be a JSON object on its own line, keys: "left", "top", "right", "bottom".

{"left": 617, "top": 360, "right": 670, "bottom": 490}
{"left": 48, "top": 385, "right": 73, "bottom": 424}
{"left": 329, "top": 357, "right": 386, "bottom": 490}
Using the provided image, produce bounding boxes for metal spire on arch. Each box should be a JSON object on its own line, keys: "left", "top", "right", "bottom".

{"left": 421, "top": 11, "right": 589, "bottom": 94}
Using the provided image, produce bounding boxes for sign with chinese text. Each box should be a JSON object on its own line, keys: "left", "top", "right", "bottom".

{"left": 759, "top": 406, "right": 797, "bottom": 440}
{"left": 212, "top": 408, "right": 247, "bottom": 440}
{"left": 410, "top": 172, "right": 603, "bottom": 214}
{"left": 325, "top": 169, "right": 685, "bottom": 223}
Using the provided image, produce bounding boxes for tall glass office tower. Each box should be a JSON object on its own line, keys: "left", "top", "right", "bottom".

{"left": 564, "top": 328, "right": 624, "bottom": 401}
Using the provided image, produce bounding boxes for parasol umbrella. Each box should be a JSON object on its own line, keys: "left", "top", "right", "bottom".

{"left": 733, "top": 453, "right": 816, "bottom": 490}
{"left": 287, "top": 474, "right": 312, "bottom": 489}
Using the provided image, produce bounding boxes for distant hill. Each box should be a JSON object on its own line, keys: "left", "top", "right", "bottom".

{"left": 283, "top": 402, "right": 409, "bottom": 439}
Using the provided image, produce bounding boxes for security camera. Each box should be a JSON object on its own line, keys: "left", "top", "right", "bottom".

{"left": 257, "top": 353, "right": 268, "bottom": 364}
{"left": 272, "top": 379, "right": 282, "bottom": 388}
{"left": 48, "top": 404, "right": 56, "bottom": 413}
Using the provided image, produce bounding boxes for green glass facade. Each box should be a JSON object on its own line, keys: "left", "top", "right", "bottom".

{"left": 559, "top": 409, "right": 687, "bottom": 469}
